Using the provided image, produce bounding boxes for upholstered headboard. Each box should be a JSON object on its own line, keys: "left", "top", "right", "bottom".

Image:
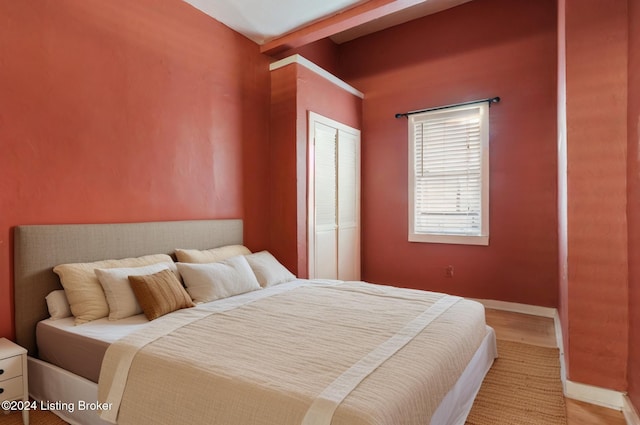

{"left": 14, "top": 219, "right": 243, "bottom": 356}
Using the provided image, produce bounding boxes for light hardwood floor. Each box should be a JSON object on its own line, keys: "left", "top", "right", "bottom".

{"left": 485, "top": 308, "right": 627, "bottom": 425}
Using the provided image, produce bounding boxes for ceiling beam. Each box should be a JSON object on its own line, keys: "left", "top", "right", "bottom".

{"left": 260, "top": 0, "right": 426, "bottom": 56}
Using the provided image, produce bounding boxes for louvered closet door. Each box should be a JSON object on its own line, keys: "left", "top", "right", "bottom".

{"left": 309, "top": 112, "right": 360, "bottom": 281}
{"left": 337, "top": 129, "right": 360, "bottom": 281}
{"left": 313, "top": 122, "right": 339, "bottom": 279}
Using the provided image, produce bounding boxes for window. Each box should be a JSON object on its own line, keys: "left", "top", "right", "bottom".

{"left": 408, "top": 103, "right": 489, "bottom": 245}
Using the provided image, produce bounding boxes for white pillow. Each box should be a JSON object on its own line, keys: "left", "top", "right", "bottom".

{"left": 175, "top": 245, "right": 251, "bottom": 264}
{"left": 45, "top": 290, "right": 72, "bottom": 320}
{"left": 95, "top": 262, "right": 175, "bottom": 320}
{"left": 177, "top": 255, "right": 260, "bottom": 303}
{"left": 245, "top": 251, "right": 295, "bottom": 287}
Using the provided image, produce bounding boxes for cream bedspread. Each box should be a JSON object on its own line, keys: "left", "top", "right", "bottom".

{"left": 98, "top": 281, "right": 488, "bottom": 425}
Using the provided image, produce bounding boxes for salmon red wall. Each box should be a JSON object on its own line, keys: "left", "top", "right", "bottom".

{"left": 0, "top": 0, "right": 271, "bottom": 339}
{"left": 628, "top": 0, "right": 640, "bottom": 408}
{"left": 337, "top": 0, "right": 559, "bottom": 306}
{"left": 563, "top": 0, "right": 629, "bottom": 391}
{"left": 269, "top": 62, "right": 362, "bottom": 277}
{"left": 274, "top": 39, "right": 341, "bottom": 76}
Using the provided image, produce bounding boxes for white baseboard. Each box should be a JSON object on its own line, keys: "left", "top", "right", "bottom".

{"left": 624, "top": 395, "right": 640, "bottom": 425}
{"left": 553, "top": 310, "right": 568, "bottom": 393}
{"left": 565, "top": 379, "right": 625, "bottom": 410}
{"left": 474, "top": 298, "right": 627, "bottom": 411}
{"left": 471, "top": 298, "right": 557, "bottom": 318}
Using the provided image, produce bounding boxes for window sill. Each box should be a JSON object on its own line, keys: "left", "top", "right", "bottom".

{"left": 409, "top": 233, "right": 489, "bottom": 246}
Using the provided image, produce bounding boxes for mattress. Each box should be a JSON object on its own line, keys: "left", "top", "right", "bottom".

{"left": 36, "top": 314, "right": 149, "bottom": 383}
{"left": 35, "top": 279, "right": 314, "bottom": 382}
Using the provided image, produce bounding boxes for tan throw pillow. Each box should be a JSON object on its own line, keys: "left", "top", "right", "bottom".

{"left": 53, "top": 254, "right": 174, "bottom": 324}
{"left": 244, "top": 251, "right": 296, "bottom": 287}
{"left": 177, "top": 255, "right": 261, "bottom": 303}
{"left": 175, "top": 245, "right": 251, "bottom": 264}
{"left": 128, "top": 269, "right": 195, "bottom": 321}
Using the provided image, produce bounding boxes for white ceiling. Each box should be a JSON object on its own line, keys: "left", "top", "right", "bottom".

{"left": 182, "top": 0, "right": 472, "bottom": 46}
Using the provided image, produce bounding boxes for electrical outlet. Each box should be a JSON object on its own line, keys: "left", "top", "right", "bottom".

{"left": 445, "top": 265, "right": 454, "bottom": 278}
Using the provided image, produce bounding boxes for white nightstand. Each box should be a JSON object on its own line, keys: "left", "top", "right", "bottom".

{"left": 0, "top": 338, "right": 29, "bottom": 425}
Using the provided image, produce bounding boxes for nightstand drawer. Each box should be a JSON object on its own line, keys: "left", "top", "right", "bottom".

{"left": 0, "top": 356, "right": 22, "bottom": 381}
{"left": 0, "top": 376, "right": 24, "bottom": 402}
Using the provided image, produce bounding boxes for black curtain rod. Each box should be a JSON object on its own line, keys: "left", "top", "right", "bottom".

{"left": 394, "top": 96, "right": 501, "bottom": 119}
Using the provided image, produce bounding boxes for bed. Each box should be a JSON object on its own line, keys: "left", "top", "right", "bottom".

{"left": 13, "top": 219, "right": 497, "bottom": 425}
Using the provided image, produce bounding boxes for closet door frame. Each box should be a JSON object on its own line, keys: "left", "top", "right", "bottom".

{"left": 307, "top": 111, "right": 361, "bottom": 280}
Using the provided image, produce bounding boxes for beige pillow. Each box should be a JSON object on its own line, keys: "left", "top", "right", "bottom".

{"left": 175, "top": 245, "right": 251, "bottom": 264}
{"left": 45, "top": 290, "right": 72, "bottom": 320}
{"left": 95, "top": 262, "right": 176, "bottom": 320}
{"left": 245, "top": 251, "right": 296, "bottom": 287}
{"left": 53, "top": 254, "right": 174, "bottom": 324}
{"left": 177, "top": 255, "right": 260, "bottom": 303}
{"left": 129, "top": 269, "right": 195, "bottom": 321}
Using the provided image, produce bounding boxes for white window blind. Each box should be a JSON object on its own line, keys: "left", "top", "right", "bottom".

{"left": 408, "top": 103, "right": 489, "bottom": 245}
